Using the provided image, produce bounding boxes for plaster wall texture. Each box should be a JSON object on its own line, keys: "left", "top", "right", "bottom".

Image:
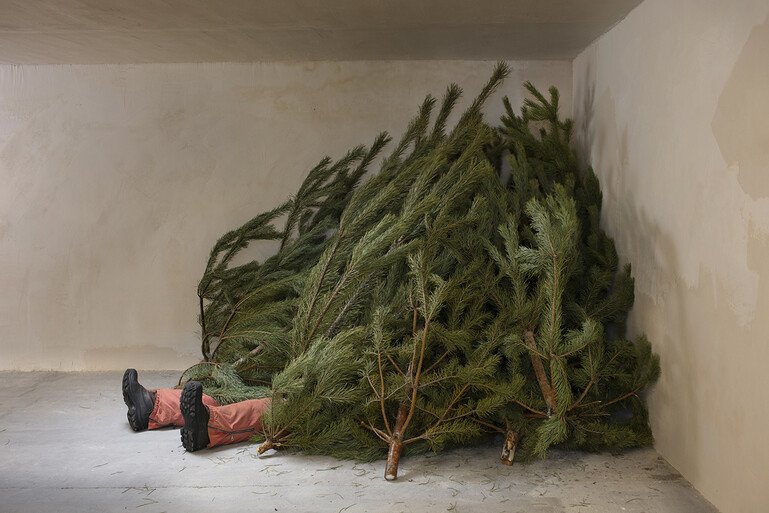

{"left": 0, "top": 60, "right": 572, "bottom": 372}
{"left": 572, "top": 1, "right": 769, "bottom": 512}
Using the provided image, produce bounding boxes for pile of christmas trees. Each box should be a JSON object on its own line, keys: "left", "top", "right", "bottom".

{"left": 178, "top": 63, "right": 659, "bottom": 480}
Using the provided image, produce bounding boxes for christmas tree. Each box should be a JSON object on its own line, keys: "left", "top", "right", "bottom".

{"left": 179, "top": 130, "right": 389, "bottom": 402}
{"left": 254, "top": 65, "right": 513, "bottom": 471}
{"left": 486, "top": 84, "right": 659, "bottom": 463}
{"left": 175, "top": 64, "right": 659, "bottom": 479}
{"left": 197, "top": 134, "right": 388, "bottom": 360}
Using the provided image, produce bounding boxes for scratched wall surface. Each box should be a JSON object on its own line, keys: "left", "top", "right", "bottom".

{"left": 572, "top": 1, "right": 769, "bottom": 512}
{"left": 0, "top": 60, "right": 572, "bottom": 371}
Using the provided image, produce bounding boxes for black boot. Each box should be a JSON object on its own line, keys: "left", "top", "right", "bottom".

{"left": 122, "top": 369, "right": 155, "bottom": 431}
{"left": 180, "top": 381, "right": 210, "bottom": 452}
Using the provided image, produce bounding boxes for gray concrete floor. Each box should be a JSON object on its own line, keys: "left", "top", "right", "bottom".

{"left": 0, "top": 371, "right": 718, "bottom": 513}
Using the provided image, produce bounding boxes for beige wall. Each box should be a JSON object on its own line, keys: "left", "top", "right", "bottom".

{"left": 572, "top": 1, "right": 769, "bottom": 511}
{"left": 0, "top": 60, "right": 572, "bottom": 371}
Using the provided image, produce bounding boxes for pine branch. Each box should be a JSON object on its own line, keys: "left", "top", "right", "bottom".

{"left": 232, "top": 343, "right": 265, "bottom": 370}
{"left": 524, "top": 330, "right": 556, "bottom": 413}
{"left": 377, "top": 351, "right": 393, "bottom": 436}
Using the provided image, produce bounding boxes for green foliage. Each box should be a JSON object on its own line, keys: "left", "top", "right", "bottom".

{"left": 488, "top": 83, "right": 659, "bottom": 462}
{"left": 177, "top": 64, "right": 659, "bottom": 476}
{"left": 258, "top": 64, "right": 514, "bottom": 465}
{"left": 258, "top": 328, "right": 369, "bottom": 456}
{"left": 196, "top": 132, "right": 390, "bottom": 360}
{"left": 177, "top": 363, "right": 269, "bottom": 404}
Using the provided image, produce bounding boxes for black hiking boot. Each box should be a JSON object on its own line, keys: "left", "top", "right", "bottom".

{"left": 180, "top": 381, "right": 210, "bottom": 452}
{"left": 122, "top": 369, "right": 155, "bottom": 431}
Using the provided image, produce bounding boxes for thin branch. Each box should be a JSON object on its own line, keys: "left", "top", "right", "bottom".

{"left": 326, "top": 276, "right": 370, "bottom": 337}
{"left": 298, "top": 236, "right": 342, "bottom": 351}
{"left": 568, "top": 376, "right": 596, "bottom": 412}
{"left": 212, "top": 283, "right": 281, "bottom": 359}
{"left": 361, "top": 421, "right": 391, "bottom": 443}
{"left": 403, "top": 317, "right": 431, "bottom": 433}
{"left": 549, "top": 251, "right": 559, "bottom": 347}
{"left": 569, "top": 352, "right": 622, "bottom": 411}
{"left": 365, "top": 373, "right": 380, "bottom": 397}
{"left": 510, "top": 398, "right": 548, "bottom": 418}
{"left": 386, "top": 353, "right": 405, "bottom": 376}
{"left": 403, "top": 434, "right": 426, "bottom": 445}
{"left": 575, "top": 389, "right": 640, "bottom": 411}
{"left": 199, "top": 295, "right": 209, "bottom": 360}
{"left": 377, "top": 351, "right": 393, "bottom": 436}
{"left": 424, "top": 350, "right": 450, "bottom": 375}
{"left": 382, "top": 382, "right": 408, "bottom": 401}
{"left": 268, "top": 399, "right": 316, "bottom": 445}
{"left": 409, "top": 308, "right": 419, "bottom": 372}
{"left": 475, "top": 418, "right": 506, "bottom": 433}
{"left": 517, "top": 338, "right": 547, "bottom": 359}
{"left": 524, "top": 330, "right": 557, "bottom": 413}
{"left": 428, "top": 384, "right": 470, "bottom": 432}
{"left": 232, "top": 343, "right": 265, "bottom": 369}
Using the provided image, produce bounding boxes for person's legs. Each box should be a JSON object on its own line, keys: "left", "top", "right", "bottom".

{"left": 206, "top": 398, "right": 270, "bottom": 447}
{"left": 122, "top": 369, "right": 219, "bottom": 431}
{"left": 179, "top": 381, "right": 270, "bottom": 451}
{"left": 148, "top": 388, "right": 219, "bottom": 429}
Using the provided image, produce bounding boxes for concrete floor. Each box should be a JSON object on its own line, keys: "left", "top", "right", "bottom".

{"left": 0, "top": 372, "right": 718, "bottom": 513}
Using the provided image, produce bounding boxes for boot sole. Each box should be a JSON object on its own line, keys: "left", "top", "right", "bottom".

{"left": 122, "top": 369, "right": 151, "bottom": 432}
{"left": 122, "top": 369, "right": 133, "bottom": 408}
{"left": 180, "top": 382, "right": 209, "bottom": 452}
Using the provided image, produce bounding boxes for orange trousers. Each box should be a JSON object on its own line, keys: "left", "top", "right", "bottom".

{"left": 149, "top": 389, "right": 270, "bottom": 448}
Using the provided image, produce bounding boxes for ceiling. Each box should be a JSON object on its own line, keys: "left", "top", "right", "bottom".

{"left": 0, "top": 0, "right": 644, "bottom": 64}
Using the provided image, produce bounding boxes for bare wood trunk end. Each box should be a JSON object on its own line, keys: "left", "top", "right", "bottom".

{"left": 257, "top": 439, "right": 275, "bottom": 455}
{"left": 385, "top": 404, "right": 409, "bottom": 481}
{"left": 385, "top": 441, "right": 404, "bottom": 481}
{"left": 500, "top": 430, "right": 520, "bottom": 466}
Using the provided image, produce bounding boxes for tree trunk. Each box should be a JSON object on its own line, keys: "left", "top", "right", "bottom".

{"left": 232, "top": 343, "right": 265, "bottom": 369}
{"left": 384, "top": 404, "right": 409, "bottom": 481}
{"left": 384, "top": 441, "right": 404, "bottom": 481}
{"left": 500, "top": 430, "right": 520, "bottom": 466}
{"left": 199, "top": 295, "right": 210, "bottom": 360}
{"left": 524, "top": 330, "right": 557, "bottom": 413}
{"left": 257, "top": 439, "right": 275, "bottom": 455}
